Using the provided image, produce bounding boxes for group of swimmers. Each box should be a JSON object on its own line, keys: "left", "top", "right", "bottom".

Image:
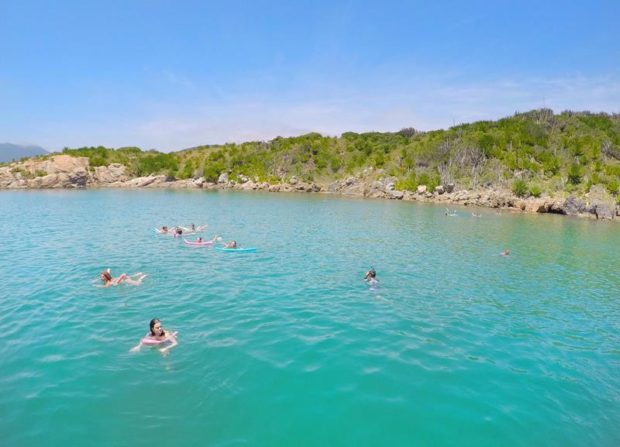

{"left": 103, "top": 217, "right": 508, "bottom": 356}
{"left": 156, "top": 223, "right": 208, "bottom": 238}
{"left": 98, "top": 223, "right": 246, "bottom": 354}
{"left": 157, "top": 223, "right": 239, "bottom": 248}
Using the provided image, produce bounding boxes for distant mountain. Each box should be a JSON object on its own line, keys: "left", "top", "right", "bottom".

{"left": 0, "top": 143, "right": 48, "bottom": 163}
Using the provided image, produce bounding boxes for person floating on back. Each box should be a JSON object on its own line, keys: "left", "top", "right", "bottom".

{"left": 224, "top": 240, "right": 238, "bottom": 249}
{"left": 99, "top": 269, "right": 147, "bottom": 287}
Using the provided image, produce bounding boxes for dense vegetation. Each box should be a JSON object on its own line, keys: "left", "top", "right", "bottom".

{"left": 17, "top": 109, "right": 620, "bottom": 198}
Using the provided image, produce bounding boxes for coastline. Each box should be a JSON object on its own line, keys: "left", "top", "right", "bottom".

{"left": 1, "top": 155, "right": 618, "bottom": 221}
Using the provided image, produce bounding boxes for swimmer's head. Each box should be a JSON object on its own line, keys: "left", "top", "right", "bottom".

{"left": 365, "top": 268, "right": 376, "bottom": 279}
{"left": 101, "top": 271, "right": 112, "bottom": 282}
{"left": 162, "top": 226, "right": 168, "bottom": 231}
{"left": 150, "top": 318, "right": 163, "bottom": 336}
{"left": 176, "top": 228, "right": 182, "bottom": 234}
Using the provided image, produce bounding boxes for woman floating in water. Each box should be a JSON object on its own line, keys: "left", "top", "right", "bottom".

{"left": 224, "top": 240, "right": 238, "bottom": 249}
{"left": 364, "top": 268, "right": 379, "bottom": 287}
{"left": 178, "top": 224, "right": 207, "bottom": 233}
{"left": 130, "top": 319, "right": 178, "bottom": 355}
{"left": 99, "top": 269, "right": 147, "bottom": 287}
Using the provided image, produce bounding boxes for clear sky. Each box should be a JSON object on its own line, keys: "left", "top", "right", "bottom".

{"left": 1, "top": 0, "right": 619, "bottom": 151}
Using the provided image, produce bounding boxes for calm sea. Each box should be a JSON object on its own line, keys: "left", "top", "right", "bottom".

{"left": 0, "top": 190, "right": 618, "bottom": 446}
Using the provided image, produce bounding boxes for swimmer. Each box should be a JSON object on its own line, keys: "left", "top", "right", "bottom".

{"left": 364, "top": 268, "right": 379, "bottom": 286}
{"left": 179, "top": 224, "right": 207, "bottom": 233}
{"left": 224, "top": 240, "right": 238, "bottom": 249}
{"left": 174, "top": 228, "right": 183, "bottom": 238}
{"left": 196, "top": 236, "right": 203, "bottom": 243}
{"left": 500, "top": 248, "right": 511, "bottom": 256}
{"left": 156, "top": 226, "right": 170, "bottom": 234}
{"left": 99, "top": 269, "right": 147, "bottom": 287}
{"left": 130, "top": 318, "right": 178, "bottom": 354}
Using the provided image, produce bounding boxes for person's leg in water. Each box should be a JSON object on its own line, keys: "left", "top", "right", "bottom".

{"left": 124, "top": 273, "right": 148, "bottom": 285}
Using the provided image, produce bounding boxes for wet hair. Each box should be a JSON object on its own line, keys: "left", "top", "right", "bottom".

{"left": 176, "top": 228, "right": 183, "bottom": 234}
{"left": 101, "top": 271, "right": 112, "bottom": 282}
{"left": 149, "top": 318, "right": 161, "bottom": 336}
{"left": 366, "top": 269, "right": 376, "bottom": 279}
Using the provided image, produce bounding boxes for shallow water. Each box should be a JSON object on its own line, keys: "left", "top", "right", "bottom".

{"left": 0, "top": 190, "right": 619, "bottom": 446}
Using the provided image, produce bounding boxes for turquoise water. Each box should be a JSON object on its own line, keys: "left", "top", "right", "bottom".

{"left": 1, "top": 190, "right": 619, "bottom": 446}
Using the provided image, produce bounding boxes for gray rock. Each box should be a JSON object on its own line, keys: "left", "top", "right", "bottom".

{"left": 389, "top": 190, "right": 404, "bottom": 200}
{"left": 563, "top": 196, "right": 587, "bottom": 215}
{"left": 446, "top": 183, "right": 455, "bottom": 193}
{"left": 289, "top": 176, "right": 298, "bottom": 185}
{"left": 592, "top": 201, "right": 615, "bottom": 220}
{"left": 217, "top": 172, "right": 229, "bottom": 184}
{"left": 435, "top": 185, "right": 445, "bottom": 195}
{"left": 417, "top": 185, "right": 427, "bottom": 194}
{"left": 327, "top": 182, "right": 342, "bottom": 193}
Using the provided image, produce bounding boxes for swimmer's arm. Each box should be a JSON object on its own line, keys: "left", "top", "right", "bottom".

{"left": 129, "top": 341, "right": 143, "bottom": 352}
{"left": 160, "top": 333, "right": 178, "bottom": 353}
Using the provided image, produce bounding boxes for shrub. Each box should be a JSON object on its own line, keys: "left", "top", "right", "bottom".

{"left": 529, "top": 184, "right": 542, "bottom": 197}
{"left": 512, "top": 179, "right": 528, "bottom": 197}
{"left": 568, "top": 164, "right": 582, "bottom": 185}
{"left": 396, "top": 172, "right": 417, "bottom": 191}
{"left": 607, "top": 178, "right": 619, "bottom": 195}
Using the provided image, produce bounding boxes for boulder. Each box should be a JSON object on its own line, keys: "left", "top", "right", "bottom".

{"left": 417, "top": 185, "right": 427, "bottom": 194}
{"left": 445, "top": 183, "right": 455, "bottom": 193}
{"left": 389, "top": 190, "right": 404, "bottom": 200}
{"left": 563, "top": 196, "right": 587, "bottom": 215}
{"left": 93, "top": 163, "right": 128, "bottom": 183}
{"left": 289, "top": 176, "right": 298, "bottom": 185}
{"left": 435, "top": 185, "right": 445, "bottom": 195}
{"left": 592, "top": 201, "right": 615, "bottom": 220}
{"left": 327, "top": 181, "right": 341, "bottom": 193}
{"left": 217, "top": 172, "right": 229, "bottom": 184}
{"left": 345, "top": 176, "right": 357, "bottom": 186}
{"left": 241, "top": 181, "right": 257, "bottom": 191}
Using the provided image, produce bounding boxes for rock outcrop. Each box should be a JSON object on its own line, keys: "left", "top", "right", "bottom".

{"left": 1, "top": 155, "right": 617, "bottom": 221}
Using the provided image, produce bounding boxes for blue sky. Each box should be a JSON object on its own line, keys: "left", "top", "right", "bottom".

{"left": 1, "top": 0, "right": 619, "bottom": 151}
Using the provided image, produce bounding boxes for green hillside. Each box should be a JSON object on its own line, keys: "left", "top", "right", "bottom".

{"left": 40, "top": 109, "right": 620, "bottom": 198}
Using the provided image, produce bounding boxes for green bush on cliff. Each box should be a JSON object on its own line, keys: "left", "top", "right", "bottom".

{"left": 49, "top": 110, "right": 619, "bottom": 198}
{"left": 512, "top": 179, "right": 528, "bottom": 197}
{"left": 529, "top": 184, "right": 542, "bottom": 198}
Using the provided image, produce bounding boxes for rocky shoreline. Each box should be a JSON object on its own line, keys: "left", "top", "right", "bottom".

{"left": 1, "top": 155, "right": 618, "bottom": 221}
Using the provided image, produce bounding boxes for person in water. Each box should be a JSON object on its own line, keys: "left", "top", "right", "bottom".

{"left": 224, "top": 240, "right": 238, "bottom": 249}
{"left": 196, "top": 236, "right": 203, "bottom": 243}
{"left": 100, "top": 269, "right": 147, "bottom": 287}
{"left": 364, "top": 268, "right": 379, "bottom": 286}
{"left": 174, "top": 228, "right": 183, "bottom": 238}
{"left": 130, "top": 318, "right": 178, "bottom": 354}
{"left": 158, "top": 226, "right": 170, "bottom": 234}
{"left": 500, "top": 248, "right": 511, "bottom": 256}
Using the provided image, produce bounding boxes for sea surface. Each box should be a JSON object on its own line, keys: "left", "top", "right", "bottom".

{"left": 0, "top": 190, "right": 619, "bottom": 446}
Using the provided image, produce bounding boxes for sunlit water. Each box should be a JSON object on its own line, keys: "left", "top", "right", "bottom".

{"left": 0, "top": 190, "right": 619, "bottom": 446}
